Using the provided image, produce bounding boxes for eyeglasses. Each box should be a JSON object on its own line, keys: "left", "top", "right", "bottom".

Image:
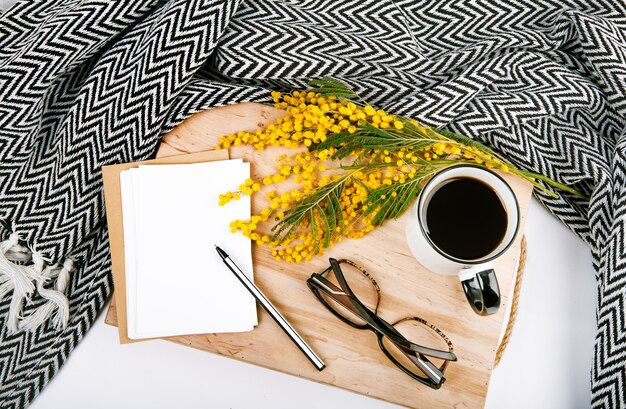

{"left": 307, "top": 258, "right": 457, "bottom": 389}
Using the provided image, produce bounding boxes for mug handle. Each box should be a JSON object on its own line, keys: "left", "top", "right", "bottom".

{"left": 459, "top": 264, "right": 500, "bottom": 316}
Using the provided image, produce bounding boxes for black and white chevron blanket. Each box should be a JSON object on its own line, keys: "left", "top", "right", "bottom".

{"left": 0, "top": 0, "right": 624, "bottom": 407}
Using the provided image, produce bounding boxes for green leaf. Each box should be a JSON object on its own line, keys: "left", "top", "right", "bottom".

{"left": 310, "top": 131, "right": 354, "bottom": 152}
{"left": 270, "top": 172, "right": 352, "bottom": 249}
{"left": 363, "top": 169, "right": 439, "bottom": 225}
{"left": 310, "top": 209, "right": 319, "bottom": 253}
{"left": 308, "top": 77, "right": 358, "bottom": 100}
{"left": 352, "top": 177, "right": 372, "bottom": 194}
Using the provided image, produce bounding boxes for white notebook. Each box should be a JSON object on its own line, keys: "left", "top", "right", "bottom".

{"left": 120, "top": 159, "right": 257, "bottom": 339}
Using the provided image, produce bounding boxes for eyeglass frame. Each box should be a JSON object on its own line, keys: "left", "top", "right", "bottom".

{"left": 306, "top": 258, "right": 457, "bottom": 389}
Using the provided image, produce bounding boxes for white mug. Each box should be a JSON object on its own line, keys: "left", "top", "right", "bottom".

{"left": 406, "top": 165, "right": 520, "bottom": 315}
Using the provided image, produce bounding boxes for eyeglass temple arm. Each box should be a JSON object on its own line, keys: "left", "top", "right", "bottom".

{"left": 311, "top": 274, "right": 449, "bottom": 386}
{"left": 328, "top": 260, "right": 456, "bottom": 362}
{"left": 311, "top": 274, "right": 456, "bottom": 362}
{"left": 371, "top": 313, "right": 457, "bottom": 361}
{"left": 407, "top": 351, "right": 445, "bottom": 386}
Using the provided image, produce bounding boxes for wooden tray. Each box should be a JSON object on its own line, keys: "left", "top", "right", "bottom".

{"left": 105, "top": 102, "right": 532, "bottom": 409}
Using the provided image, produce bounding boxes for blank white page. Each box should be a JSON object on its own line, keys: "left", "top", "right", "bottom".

{"left": 120, "top": 170, "right": 139, "bottom": 338}
{"left": 121, "top": 160, "right": 257, "bottom": 339}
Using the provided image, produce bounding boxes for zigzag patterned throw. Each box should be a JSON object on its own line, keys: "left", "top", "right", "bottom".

{"left": 0, "top": 0, "right": 624, "bottom": 407}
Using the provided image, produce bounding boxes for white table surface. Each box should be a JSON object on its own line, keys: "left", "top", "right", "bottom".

{"left": 1, "top": 2, "right": 597, "bottom": 407}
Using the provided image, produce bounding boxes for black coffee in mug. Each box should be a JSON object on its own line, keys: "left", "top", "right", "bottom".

{"left": 424, "top": 177, "right": 507, "bottom": 260}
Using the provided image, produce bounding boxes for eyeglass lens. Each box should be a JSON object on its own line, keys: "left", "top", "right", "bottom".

{"left": 317, "top": 260, "right": 380, "bottom": 326}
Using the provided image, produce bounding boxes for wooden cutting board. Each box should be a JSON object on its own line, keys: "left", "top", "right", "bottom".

{"left": 105, "top": 102, "right": 532, "bottom": 409}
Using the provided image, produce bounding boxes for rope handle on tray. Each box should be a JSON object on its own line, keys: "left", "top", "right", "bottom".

{"left": 494, "top": 235, "right": 526, "bottom": 367}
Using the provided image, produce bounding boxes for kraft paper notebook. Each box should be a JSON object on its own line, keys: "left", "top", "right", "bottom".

{"left": 103, "top": 150, "right": 257, "bottom": 344}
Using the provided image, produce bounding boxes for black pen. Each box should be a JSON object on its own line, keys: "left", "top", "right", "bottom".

{"left": 215, "top": 245, "right": 326, "bottom": 371}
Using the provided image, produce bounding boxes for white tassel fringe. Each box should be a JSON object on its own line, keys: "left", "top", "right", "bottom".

{"left": 0, "top": 233, "right": 75, "bottom": 333}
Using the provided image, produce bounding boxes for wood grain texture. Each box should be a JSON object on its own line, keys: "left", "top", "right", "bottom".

{"left": 105, "top": 102, "right": 533, "bottom": 409}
